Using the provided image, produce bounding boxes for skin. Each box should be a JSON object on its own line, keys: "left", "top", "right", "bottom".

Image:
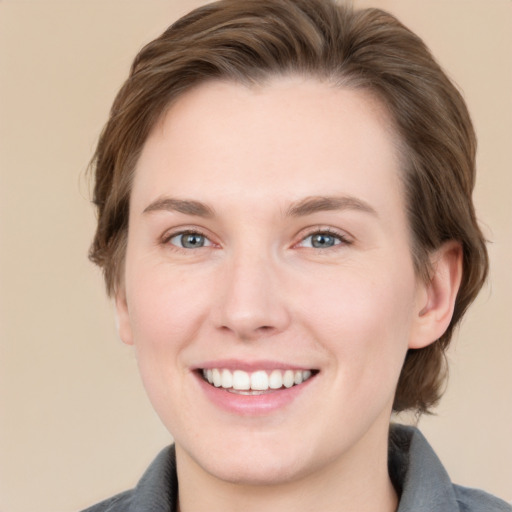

{"left": 116, "top": 77, "right": 462, "bottom": 512}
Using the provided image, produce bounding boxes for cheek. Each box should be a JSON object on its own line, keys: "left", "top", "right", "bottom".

{"left": 125, "top": 265, "right": 216, "bottom": 419}
{"left": 126, "top": 262, "right": 214, "bottom": 350}
{"left": 301, "top": 263, "right": 417, "bottom": 375}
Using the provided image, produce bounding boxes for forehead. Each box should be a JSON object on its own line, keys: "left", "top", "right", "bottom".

{"left": 132, "top": 77, "right": 404, "bottom": 216}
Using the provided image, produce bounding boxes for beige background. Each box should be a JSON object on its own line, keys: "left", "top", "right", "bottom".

{"left": 0, "top": 1, "right": 510, "bottom": 511}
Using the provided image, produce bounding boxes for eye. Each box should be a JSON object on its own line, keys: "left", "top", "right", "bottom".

{"left": 167, "top": 231, "right": 213, "bottom": 249}
{"left": 298, "top": 231, "right": 347, "bottom": 249}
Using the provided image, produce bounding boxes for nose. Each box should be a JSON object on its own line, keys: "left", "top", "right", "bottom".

{"left": 213, "top": 251, "right": 291, "bottom": 341}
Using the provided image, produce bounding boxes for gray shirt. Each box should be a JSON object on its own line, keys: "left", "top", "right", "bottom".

{"left": 82, "top": 425, "right": 511, "bottom": 511}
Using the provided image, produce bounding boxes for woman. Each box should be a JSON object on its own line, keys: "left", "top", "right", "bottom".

{"left": 83, "top": 0, "right": 511, "bottom": 510}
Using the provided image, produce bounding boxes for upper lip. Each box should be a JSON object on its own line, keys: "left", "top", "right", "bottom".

{"left": 193, "top": 359, "right": 317, "bottom": 372}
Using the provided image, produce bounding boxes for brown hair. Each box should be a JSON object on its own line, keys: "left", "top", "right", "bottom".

{"left": 89, "top": 0, "right": 488, "bottom": 413}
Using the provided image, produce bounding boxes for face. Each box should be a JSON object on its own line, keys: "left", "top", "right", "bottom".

{"left": 117, "top": 77, "right": 430, "bottom": 485}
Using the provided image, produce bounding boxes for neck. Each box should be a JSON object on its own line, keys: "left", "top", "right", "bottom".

{"left": 176, "top": 425, "right": 398, "bottom": 512}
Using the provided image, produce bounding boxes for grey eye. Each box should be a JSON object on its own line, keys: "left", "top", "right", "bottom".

{"left": 169, "top": 232, "right": 211, "bottom": 248}
{"left": 311, "top": 233, "right": 338, "bottom": 248}
{"left": 299, "top": 232, "right": 342, "bottom": 249}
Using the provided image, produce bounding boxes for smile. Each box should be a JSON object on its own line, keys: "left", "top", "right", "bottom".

{"left": 201, "top": 368, "right": 315, "bottom": 394}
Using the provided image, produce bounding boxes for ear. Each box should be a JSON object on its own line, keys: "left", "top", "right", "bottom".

{"left": 409, "top": 241, "right": 463, "bottom": 349}
{"left": 114, "top": 286, "right": 134, "bottom": 346}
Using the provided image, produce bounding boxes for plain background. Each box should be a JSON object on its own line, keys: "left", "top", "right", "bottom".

{"left": 0, "top": 1, "right": 510, "bottom": 510}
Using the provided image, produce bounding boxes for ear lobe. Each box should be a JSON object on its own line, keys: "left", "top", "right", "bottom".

{"left": 409, "top": 241, "right": 463, "bottom": 349}
{"left": 115, "top": 287, "right": 134, "bottom": 346}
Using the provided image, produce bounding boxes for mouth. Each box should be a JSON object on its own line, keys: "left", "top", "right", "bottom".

{"left": 199, "top": 368, "right": 318, "bottom": 395}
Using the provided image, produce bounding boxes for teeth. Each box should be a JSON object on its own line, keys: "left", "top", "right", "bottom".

{"left": 269, "top": 369, "right": 283, "bottom": 389}
{"left": 232, "top": 370, "right": 250, "bottom": 390}
{"left": 250, "top": 371, "right": 268, "bottom": 390}
{"left": 212, "top": 368, "right": 222, "bottom": 387}
{"left": 202, "top": 368, "right": 315, "bottom": 391}
{"left": 221, "top": 369, "right": 233, "bottom": 388}
{"left": 283, "top": 370, "right": 294, "bottom": 388}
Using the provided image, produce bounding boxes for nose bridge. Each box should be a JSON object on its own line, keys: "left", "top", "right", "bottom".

{"left": 215, "top": 242, "right": 289, "bottom": 339}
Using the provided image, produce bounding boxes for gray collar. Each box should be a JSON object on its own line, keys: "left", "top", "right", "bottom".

{"left": 390, "top": 424, "right": 460, "bottom": 511}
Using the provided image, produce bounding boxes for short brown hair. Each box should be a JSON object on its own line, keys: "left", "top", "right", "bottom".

{"left": 89, "top": 0, "right": 488, "bottom": 413}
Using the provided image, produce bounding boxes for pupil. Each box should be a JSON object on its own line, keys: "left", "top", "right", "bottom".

{"left": 312, "top": 234, "right": 334, "bottom": 248}
{"left": 182, "top": 234, "right": 204, "bottom": 248}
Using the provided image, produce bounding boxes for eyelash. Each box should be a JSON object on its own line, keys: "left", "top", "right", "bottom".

{"left": 161, "top": 227, "right": 351, "bottom": 251}
{"left": 296, "top": 228, "right": 351, "bottom": 250}
{"left": 162, "top": 229, "right": 213, "bottom": 250}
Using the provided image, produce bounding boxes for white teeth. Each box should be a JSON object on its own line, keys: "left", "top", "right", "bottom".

{"left": 212, "top": 368, "right": 222, "bottom": 387}
{"left": 269, "top": 369, "right": 283, "bottom": 389}
{"left": 232, "top": 370, "right": 250, "bottom": 390}
{"left": 283, "top": 370, "right": 294, "bottom": 388}
{"left": 250, "top": 371, "right": 269, "bottom": 390}
{"left": 221, "top": 369, "right": 233, "bottom": 388}
{"left": 202, "top": 368, "right": 315, "bottom": 391}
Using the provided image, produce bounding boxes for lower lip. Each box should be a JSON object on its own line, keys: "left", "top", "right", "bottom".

{"left": 195, "top": 372, "right": 316, "bottom": 415}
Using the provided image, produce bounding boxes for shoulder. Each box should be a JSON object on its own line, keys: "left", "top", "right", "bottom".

{"left": 80, "top": 445, "right": 178, "bottom": 512}
{"left": 80, "top": 490, "right": 134, "bottom": 512}
{"left": 390, "top": 424, "right": 511, "bottom": 512}
{"left": 453, "top": 484, "right": 512, "bottom": 512}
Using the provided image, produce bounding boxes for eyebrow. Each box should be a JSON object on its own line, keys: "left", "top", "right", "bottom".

{"left": 286, "top": 195, "right": 378, "bottom": 217}
{"left": 142, "top": 194, "right": 377, "bottom": 219}
{"left": 143, "top": 197, "right": 214, "bottom": 217}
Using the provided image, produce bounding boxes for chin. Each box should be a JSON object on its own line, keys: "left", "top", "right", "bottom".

{"left": 205, "top": 453, "right": 304, "bottom": 486}
{"left": 179, "top": 433, "right": 310, "bottom": 487}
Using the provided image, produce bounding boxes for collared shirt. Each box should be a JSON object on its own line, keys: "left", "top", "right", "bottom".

{"left": 82, "top": 425, "right": 511, "bottom": 512}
